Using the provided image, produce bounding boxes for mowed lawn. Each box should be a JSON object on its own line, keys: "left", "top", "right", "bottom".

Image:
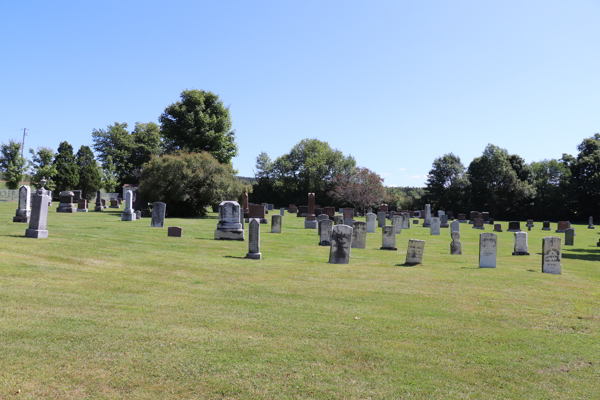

{"left": 0, "top": 202, "right": 598, "bottom": 399}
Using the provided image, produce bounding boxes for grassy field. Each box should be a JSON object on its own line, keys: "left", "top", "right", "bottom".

{"left": 0, "top": 202, "right": 598, "bottom": 399}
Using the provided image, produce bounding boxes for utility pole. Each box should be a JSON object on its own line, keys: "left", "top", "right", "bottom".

{"left": 21, "top": 128, "right": 27, "bottom": 158}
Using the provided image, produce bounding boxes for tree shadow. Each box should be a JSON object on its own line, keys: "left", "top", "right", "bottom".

{"left": 562, "top": 252, "right": 600, "bottom": 262}
{"left": 223, "top": 256, "right": 247, "bottom": 260}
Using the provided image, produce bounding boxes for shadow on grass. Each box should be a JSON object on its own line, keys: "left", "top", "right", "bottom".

{"left": 395, "top": 263, "right": 417, "bottom": 267}
{"left": 460, "top": 266, "right": 480, "bottom": 269}
{"left": 195, "top": 237, "right": 215, "bottom": 240}
{"left": 224, "top": 256, "right": 246, "bottom": 260}
{"left": 562, "top": 252, "right": 600, "bottom": 262}
{"left": 1, "top": 234, "right": 27, "bottom": 238}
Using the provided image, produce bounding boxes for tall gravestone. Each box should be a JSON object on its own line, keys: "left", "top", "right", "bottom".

{"left": 214, "top": 201, "right": 244, "bottom": 240}
{"left": 317, "top": 214, "right": 329, "bottom": 235}
{"left": 13, "top": 185, "right": 31, "bottom": 223}
{"left": 343, "top": 208, "right": 354, "bottom": 226}
{"left": 95, "top": 190, "right": 104, "bottom": 211}
{"left": 450, "top": 231, "right": 462, "bottom": 255}
{"left": 377, "top": 211, "right": 386, "bottom": 228}
{"left": 243, "top": 192, "right": 249, "bottom": 217}
{"left": 271, "top": 214, "right": 282, "bottom": 233}
{"left": 430, "top": 217, "right": 440, "bottom": 235}
{"left": 405, "top": 239, "right": 425, "bottom": 265}
{"left": 542, "top": 237, "right": 561, "bottom": 274}
{"left": 280, "top": 208, "right": 285, "bottom": 216}
{"left": 329, "top": 225, "right": 353, "bottom": 264}
{"left": 423, "top": 204, "right": 432, "bottom": 227}
{"left": 402, "top": 212, "right": 411, "bottom": 229}
{"left": 366, "top": 213, "right": 376, "bottom": 233}
{"left": 450, "top": 220, "right": 460, "bottom": 236}
{"left": 380, "top": 226, "right": 396, "bottom": 250}
{"left": 351, "top": 221, "right": 367, "bottom": 249}
{"left": 245, "top": 219, "right": 262, "bottom": 259}
{"left": 564, "top": 228, "right": 575, "bottom": 246}
{"left": 319, "top": 219, "right": 333, "bottom": 246}
{"left": 512, "top": 232, "right": 529, "bottom": 255}
{"left": 542, "top": 221, "right": 551, "bottom": 231}
{"left": 479, "top": 232, "right": 497, "bottom": 268}
{"left": 25, "top": 184, "right": 50, "bottom": 239}
{"left": 392, "top": 214, "right": 403, "bottom": 234}
{"left": 305, "top": 193, "right": 317, "bottom": 229}
{"left": 121, "top": 190, "right": 136, "bottom": 221}
{"left": 151, "top": 202, "right": 166, "bottom": 228}
{"left": 588, "top": 217, "right": 594, "bottom": 229}
{"left": 440, "top": 214, "right": 449, "bottom": 228}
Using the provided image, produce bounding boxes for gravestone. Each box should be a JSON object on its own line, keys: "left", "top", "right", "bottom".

{"left": 333, "top": 215, "right": 344, "bottom": 225}
{"left": 377, "top": 211, "right": 386, "bottom": 228}
{"left": 151, "top": 202, "right": 166, "bottom": 228}
{"left": 56, "top": 191, "right": 76, "bottom": 213}
{"left": 430, "top": 217, "right": 440, "bottom": 235}
{"left": 402, "top": 212, "right": 411, "bottom": 229}
{"left": 77, "top": 199, "right": 88, "bottom": 212}
{"left": 95, "top": 190, "right": 104, "bottom": 211}
{"left": 366, "top": 213, "right": 376, "bottom": 233}
{"left": 317, "top": 214, "right": 329, "bottom": 235}
{"left": 248, "top": 204, "right": 267, "bottom": 224}
{"left": 447, "top": 211, "right": 454, "bottom": 220}
{"left": 588, "top": 217, "right": 595, "bottom": 229}
{"left": 488, "top": 218, "right": 494, "bottom": 225}
{"left": 512, "top": 232, "right": 529, "bottom": 255}
{"left": 243, "top": 192, "right": 249, "bottom": 216}
{"left": 542, "top": 221, "right": 551, "bottom": 231}
{"left": 135, "top": 210, "right": 142, "bottom": 219}
{"left": 450, "top": 231, "right": 462, "bottom": 255}
{"left": 168, "top": 226, "right": 183, "bottom": 237}
{"left": 482, "top": 212, "right": 490, "bottom": 222}
{"left": 507, "top": 221, "right": 521, "bottom": 232}
{"left": 339, "top": 208, "right": 344, "bottom": 215}
{"left": 542, "top": 237, "right": 561, "bottom": 274}
{"left": 323, "top": 207, "right": 335, "bottom": 217}
{"left": 555, "top": 221, "right": 569, "bottom": 233}
{"left": 473, "top": 218, "right": 485, "bottom": 230}
{"left": 25, "top": 184, "right": 50, "bottom": 239}
{"left": 245, "top": 219, "right": 262, "bottom": 259}
{"left": 120, "top": 190, "right": 136, "bottom": 221}
{"left": 457, "top": 213, "right": 467, "bottom": 223}
{"left": 351, "top": 221, "right": 367, "bottom": 249}
{"left": 527, "top": 219, "right": 534, "bottom": 228}
{"left": 215, "top": 201, "right": 243, "bottom": 240}
{"left": 72, "top": 190, "right": 82, "bottom": 202}
{"left": 469, "top": 211, "right": 478, "bottom": 224}
{"left": 261, "top": 203, "right": 269, "bottom": 215}
{"left": 440, "top": 214, "right": 449, "bottom": 228}
{"left": 268, "top": 204, "right": 274, "bottom": 211}
{"left": 329, "top": 225, "right": 353, "bottom": 264}
{"left": 392, "top": 214, "right": 403, "bottom": 234}
{"left": 479, "top": 232, "right": 497, "bottom": 268}
{"left": 240, "top": 208, "right": 244, "bottom": 229}
{"left": 315, "top": 208, "right": 323, "bottom": 216}
{"left": 450, "top": 220, "right": 460, "bottom": 236}
{"left": 379, "top": 204, "right": 389, "bottom": 214}
{"left": 298, "top": 206, "right": 308, "bottom": 217}
{"left": 288, "top": 204, "right": 298, "bottom": 213}
{"left": 343, "top": 208, "right": 354, "bottom": 222}
{"left": 420, "top": 210, "right": 425, "bottom": 219}
{"left": 101, "top": 199, "right": 106, "bottom": 208}
{"left": 438, "top": 210, "right": 445, "bottom": 217}
{"left": 305, "top": 193, "right": 316, "bottom": 228}
{"left": 319, "top": 219, "right": 334, "bottom": 246}
{"left": 110, "top": 198, "right": 119, "bottom": 209}
{"left": 423, "top": 204, "right": 432, "bottom": 227}
{"left": 494, "top": 224, "right": 503, "bottom": 232}
{"left": 564, "top": 228, "right": 574, "bottom": 246}
{"left": 405, "top": 239, "right": 425, "bottom": 265}
{"left": 380, "top": 226, "right": 397, "bottom": 250}
{"left": 13, "top": 185, "right": 31, "bottom": 223}
{"left": 389, "top": 211, "right": 396, "bottom": 220}
{"left": 271, "top": 214, "right": 282, "bottom": 233}
{"left": 280, "top": 208, "right": 285, "bottom": 216}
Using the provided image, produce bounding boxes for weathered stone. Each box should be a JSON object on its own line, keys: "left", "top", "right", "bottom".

{"left": 450, "top": 220, "right": 460, "bottom": 236}
{"left": 323, "top": 207, "right": 335, "bottom": 217}
{"left": 95, "top": 190, "right": 104, "bottom": 212}
{"left": 245, "top": 219, "right": 262, "bottom": 259}
{"left": 440, "top": 214, "right": 449, "bottom": 228}
{"left": 168, "top": 226, "right": 183, "bottom": 237}
{"left": 343, "top": 218, "right": 354, "bottom": 227}
{"left": 494, "top": 224, "right": 503, "bottom": 232}
{"left": 588, "top": 216, "right": 595, "bottom": 229}
{"left": 13, "top": 185, "right": 31, "bottom": 223}
{"left": 333, "top": 215, "right": 344, "bottom": 225}
{"left": 482, "top": 212, "right": 490, "bottom": 222}
{"left": 377, "top": 211, "right": 386, "bottom": 228}
{"left": 405, "top": 239, "right": 425, "bottom": 265}
{"left": 136, "top": 210, "right": 142, "bottom": 219}
{"left": 457, "top": 213, "right": 467, "bottom": 223}
{"left": 77, "top": 199, "right": 88, "bottom": 212}
{"left": 215, "top": 201, "right": 243, "bottom": 240}
{"left": 248, "top": 204, "right": 267, "bottom": 224}
{"left": 343, "top": 208, "right": 354, "bottom": 221}
{"left": 25, "top": 186, "right": 50, "bottom": 239}
{"left": 56, "top": 191, "right": 77, "bottom": 213}
{"left": 380, "top": 226, "right": 396, "bottom": 250}
{"left": 319, "top": 219, "right": 333, "bottom": 246}
{"left": 507, "top": 221, "right": 521, "bottom": 232}
{"left": 469, "top": 211, "right": 478, "bottom": 224}
{"left": 479, "top": 232, "right": 497, "bottom": 268}
{"left": 450, "top": 231, "right": 462, "bottom": 255}
{"left": 565, "top": 228, "right": 575, "bottom": 246}
{"left": 555, "top": 221, "right": 569, "bottom": 233}
{"left": 392, "top": 214, "right": 403, "bottom": 234}
{"left": 473, "top": 218, "right": 485, "bottom": 230}
{"left": 109, "top": 199, "right": 119, "bottom": 209}
{"left": 151, "top": 202, "right": 166, "bottom": 228}
{"left": 351, "top": 221, "right": 367, "bottom": 249}
{"left": 542, "top": 237, "right": 561, "bottom": 274}
{"left": 268, "top": 204, "right": 274, "bottom": 211}
{"left": 512, "top": 232, "right": 529, "bottom": 255}
{"left": 329, "top": 225, "right": 353, "bottom": 264}
{"left": 423, "top": 204, "right": 432, "bottom": 227}
{"left": 317, "top": 214, "right": 329, "bottom": 234}
{"left": 271, "top": 214, "right": 282, "bottom": 233}
{"left": 402, "top": 213, "right": 411, "bottom": 229}
{"left": 526, "top": 219, "right": 534, "bottom": 228}
{"left": 542, "top": 221, "right": 550, "bottom": 230}
{"left": 430, "top": 217, "right": 440, "bottom": 235}
{"left": 366, "top": 213, "right": 376, "bottom": 233}
{"left": 120, "top": 190, "right": 136, "bottom": 221}
{"left": 379, "top": 204, "right": 388, "bottom": 213}
{"left": 72, "top": 190, "right": 82, "bottom": 202}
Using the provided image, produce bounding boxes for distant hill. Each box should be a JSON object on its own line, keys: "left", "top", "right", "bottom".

{"left": 237, "top": 176, "right": 257, "bottom": 185}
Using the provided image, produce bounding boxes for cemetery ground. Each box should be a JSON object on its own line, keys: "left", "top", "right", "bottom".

{"left": 0, "top": 203, "right": 598, "bottom": 400}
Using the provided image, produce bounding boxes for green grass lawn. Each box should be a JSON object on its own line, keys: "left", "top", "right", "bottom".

{"left": 0, "top": 202, "right": 598, "bottom": 399}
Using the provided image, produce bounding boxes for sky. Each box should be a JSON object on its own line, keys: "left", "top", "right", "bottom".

{"left": 1, "top": 0, "right": 599, "bottom": 187}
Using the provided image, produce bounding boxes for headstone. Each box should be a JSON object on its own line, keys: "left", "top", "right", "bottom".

{"left": 288, "top": 204, "right": 298, "bottom": 213}
{"left": 380, "top": 226, "right": 397, "bottom": 250}
{"left": 243, "top": 192, "right": 249, "bottom": 215}
{"left": 482, "top": 212, "right": 490, "bottom": 222}
{"left": 351, "top": 221, "right": 367, "bottom": 249}
{"left": 72, "top": 190, "right": 82, "bottom": 202}
{"left": 366, "top": 213, "right": 377, "bottom": 233}
{"left": 248, "top": 204, "right": 267, "bottom": 224}
{"left": 214, "top": 201, "right": 243, "bottom": 240}
{"left": 333, "top": 215, "right": 344, "bottom": 225}
{"left": 450, "top": 220, "right": 460, "bottom": 236}
{"left": 457, "top": 213, "right": 467, "bottom": 223}
{"left": 507, "top": 221, "right": 521, "bottom": 232}
{"left": 319, "top": 219, "right": 334, "bottom": 246}
{"left": 120, "top": 190, "right": 136, "bottom": 221}
{"left": 315, "top": 208, "right": 323, "bottom": 216}
{"left": 379, "top": 204, "right": 388, "bottom": 213}
{"left": 588, "top": 217, "right": 595, "bottom": 229}
{"left": 279, "top": 208, "right": 284, "bottom": 216}
{"left": 25, "top": 184, "right": 50, "bottom": 238}
{"left": 555, "top": 221, "right": 569, "bottom": 233}
{"left": 316, "top": 214, "right": 329, "bottom": 234}
{"left": 271, "top": 214, "right": 282, "bottom": 233}
{"left": 512, "top": 232, "right": 529, "bottom": 255}
{"left": 420, "top": 210, "right": 425, "bottom": 219}
{"left": 494, "top": 224, "right": 503, "bottom": 232}
{"left": 430, "top": 217, "right": 440, "bottom": 235}
{"left": 245, "top": 219, "right": 262, "bottom": 259}
{"left": 151, "top": 202, "right": 166, "bottom": 228}
{"left": 450, "top": 231, "right": 462, "bottom": 255}
{"left": 405, "top": 239, "right": 425, "bottom": 265}
{"left": 268, "top": 204, "right": 274, "bottom": 211}
{"left": 423, "top": 204, "right": 432, "bottom": 227}
{"left": 392, "top": 214, "right": 403, "bottom": 234}
{"left": 542, "top": 237, "right": 561, "bottom": 274}
{"left": 329, "top": 225, "right": 353, "bottom": 264}
{"left": 168, "top": 226, "right": 183, "bottom": 237}
{"left": 437, "top": 210, "right": 445, "bottom": 217}
{"left": 389, "top": 210, "right": 396, "bottom": 220}
{"left": 101, "top": 199, "right": 106, "bottom": 208}
{"left": 542, "top": 221, "right": 551, "bottom": 231}
{"left": 564, "top": 228, "right": 575, "bottom": 246}
{"left": 469, "top": 211, "right": 478, "bottom": 224}
{"left": 339, "top": 208, "right": 344, "bottom": 215}
{"left": 77, "top": 199, "right": 88, "bottom": 212}
{"left": 297, "top": 206, "right": 308, "bottom": 217}
{"left": 110, "top": 198, "right": 119, "bottom": 209}
{"left": 488, "top": 218, "right": 494, "bottom": 225}
{"left": 440, "top": 214, "right": 449, "bottom": 228}
{"left": 377, "top": 211, "right": 386, "bottom": 228}
{"left": 95, "top": 190, "right": 104, "bottom": 212}
{"left": 473, "top": 218, "right": 485, "bottom": 230}
{"left": 402, "top": 213, "right": 411, "bottom": 229}
{"left": 527, "top": 219, "right": 534, "bottom": 228}
{"left": 343, "top": 208, "right": 354, "bottom": 221}
{"left": 135, "top": 210, "right": 142, "bottom": 219}
{"left": 305, "top": 193, "right": 318, "bottom": 228}
{"left": 56, "top": 191, "right": 76, "bottom": 213}
{"left": 13, "top": 185, "right": 31, "bottom": 223}
{"left": 323, "top": 207, "right": 335, "bottom": 217}
{"left": 368, "top": 207, "right": 372, "bottom": 214}
{"left": 479, "top": 232, "right": 497, "bottom": 268}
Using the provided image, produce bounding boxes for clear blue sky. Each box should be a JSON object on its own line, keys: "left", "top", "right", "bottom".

{"left": 1, "top": 0, "right": 599, "bottom": 187}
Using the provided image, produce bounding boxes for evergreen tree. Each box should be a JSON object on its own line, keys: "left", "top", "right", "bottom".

{"left": 53, "top": 141, "right": 79, "bottom": 194}
{"left": 76, "top": 145, "right": 102, "bottom": 200}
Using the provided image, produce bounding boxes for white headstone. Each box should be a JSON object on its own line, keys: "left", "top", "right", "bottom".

{"left": 245, "top": 219, "right": 262, "bottom": 259}
{"left": 405, "top": 239, "right": 425, "bottom": 264}
{"left": 380, "top": 226, "right": 396, "bottom": 250}
{"left": 542, "top": 237, "right": 561, "bottom": 274}
{"left": 450, "top": 220, "right": 460, "bottom": 236}
{"left": 430, "top": 217, "right": 440, "bottom": 235}
{"left": 366, "top": 213, "right": 377, "bottom": 233}
{"left": 271, "top": 214, "right": 282, "bottom": 233}
{"left": 319, "top": 219, "right": 334, "bottom": 246}
{"left": 479, "top": 232, "right": 497, "bottom": 268}
{"left": 214, "top": 201, "right": 244, "bottom": 240}
{"left": 512, "top": 232, "right": 529, "bottom": 255}
{"left": 392, "top": 215, "right": 403, "bottom": 234}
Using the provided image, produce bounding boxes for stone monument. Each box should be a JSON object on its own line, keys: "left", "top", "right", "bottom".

{"left": 25, "top": 181, "right": 50, "bottom": 239}
{"left": 405, "top": 239, "right": 425, "bottom": 265}
{"left": 151, "top": 202, "right": 166, "bottom": 228}
{"left": 366, "top": 213, "right": 376, "bottom": 233}
{"left": 214, "top": 201, "right": 244, "bottom": 240}
{"left": 430, "top": 217, "right": 440, "bottom": 235}
{"left": 542, "top": 237, "right": 561, "bottom": 274}
{"left": 319, "top": 219, "right": 333, "bottom": 246}
{"left": 450, "top": 231, "right": 462, "bottom": 255}
{"left": 13, "top": 185, "right": 31, "bottom": 223}
{"left": 542, "top": 221, "right": 551, "bottom": 231}
{"left": 95, "top": 190, "right": 104, "bottom": 211}
{"left": 423, "top": 204, "right": 432, "bottom": 227}
{"left": 512, "top": 232, "right": 529, "bottom": 255}
{"left": 56, "top": 191, "right": 77, "bottom": 213}
{"left": 329, "top": 225, "right": 353, "bottom": 264}
{"left": 305, "top": 193, "right": 317, "bottom": 229}
{"left": 380, "top": 226, "right": 397, "bottom": 250}
{"left": 245, "top": 219, "right": 262, "bottom": 259}
{"left": 392, "top": 214, "right": 403, "bottom": 234}
{"left": 479, "top": 232, "right": 497, "bottom": 268}
{"left": 351, "top": 221, "right": 367, "bottom": 249}
{"left": 588, "top": 217, "right": 595, "bottom": 229}
{"left": 564, "top": 228, "right": 574, "bottom": 246}
{"left": 271, "top": 214, "right": 282, "bottom": 233}
{"left": 507, "top": 221, "right": 521, "bottom": 232}
{"left": 377, "top": 211, "right": 386, "bottom": 228}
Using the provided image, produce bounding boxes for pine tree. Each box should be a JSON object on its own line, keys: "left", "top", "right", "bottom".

{"left": 53, "top": 141, "right": 79, "bottom": 194}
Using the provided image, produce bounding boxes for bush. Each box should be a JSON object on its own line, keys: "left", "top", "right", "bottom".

{"left": 139, "top": 152, "right": 250, "bottom": 217}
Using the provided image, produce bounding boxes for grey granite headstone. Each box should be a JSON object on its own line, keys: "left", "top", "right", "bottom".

{"left": 423, "top": 204, "right": 432, "bottom": 227}
{"left": 450, "top": 220, "right": 460, "bottom": 236}
{"left": 316, "top": 214, "right": 329, "bottom": 235}
{"left": 271, "top": 214, "right": 282, "bottom": 233}
{"left": 392, "top": 214, "right": 403, "bottom": 234}
{"left": 151, "top": 202, "right": 166, "bottom": 228}
{"left": 512, "top": 232, "right": 529, "bottom": 255}
{"left": 245, "top": 219, "right": 262, "bottom": 259}
{"left": 25, "top": 186, "right": 50, "bottom": 238}
{"left": 402, "top": 212, "right": 410, "bottom": 229}
{"left": 542, "top": 221, "right": 551, "bottom": 231}
{"left": 564, "top": 228, "right": 574, "bottom": 246}
{"left": 280, "top": 208, "right": 285, "bottom": 216}
{"left": 56, "top": 190, "right": 76, "bottom": 213}
{"left": 440, "top": 214, "right": 449, "bottom": 228}
{"left": 319, "top": 219, "right": 333, "bottom": 246}
{"left": 377, "top": 211, "right": 386, "bottom": 228}
{"left": 120, "top": 190, "right": 136, "bottom": 221}
{"left": 333, "top": 215, "right": 343, "bottom": 225}
{"left": 329, "top": 224, "right": 353, "bottom": 264}
{"left": 214, "top": 201, "right": 244, "bottom": 240}
{"left": 542, "top": 237, "right": 561, "bottom": 274}
{"left": 450, "top": 231, "right": 462, "bottom": 255}
{"left": 13, "top": 185, "right": 31, "bottom": 223}
{"left": 405, "top": 239, "right": 425, "bottom": 265}
{"left": 95, "top": 189, "right": 104, "bottom": 211}
{"left": 366, "top": 213, "right": 376, "bottom": 233}
{"left": 135, "top": 210, "right": 142, "bottom": 219}
{"left": 380, "top": 226, "right": 397, "bottom": 250}
{"left": 479, "top": 232, "right": 497, "bottom": 268}
{"left": 430, "top": 217, "right": 440, "bottom": 235}
{"left": 351, "top": 221, "right": 367, "bottom": 249}
{"left": 588, "top": 216, "right": 595, "bottom": 229}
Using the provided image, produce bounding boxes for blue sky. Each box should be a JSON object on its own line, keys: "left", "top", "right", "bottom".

{"left": 1, "top": 0, "right": 599, "bottom": 187}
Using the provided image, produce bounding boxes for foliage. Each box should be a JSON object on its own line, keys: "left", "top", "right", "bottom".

{"left": 384, "top": 186, "right": 426, "bottom": 211}
{"left": 76, "top": 145, "right": 102, "bottom": 200}
{"left": 425, "top": 153, "right": 470, "bottom": 212}
{"left": 101, "top": 155, "right": 118, "bottom": 193}
{"left": 29, "top": 147, "right": 58, "bottom": 191}
{"left": 159, "top": 90, "right": 238, "bottom": 164}
{"left": 530, "top": 159, "right": 572, "bottom": 220}
{"left": 568, "top": 133, "right": 600, "bottom": 219}
{"left": 139, "top": 152, "right": 250, "bottom": 217}
{"left": 329, "top": 167, "right": 385, "bottom": 213}
{"left": 0, "top": 140, "right": 27, "bottom": 189}
{"left": 53, "top": 141, "right": 80, "bottom": 194}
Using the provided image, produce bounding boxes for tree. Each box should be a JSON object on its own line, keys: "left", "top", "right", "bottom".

{"left": 530, "top": 159, "right": 572, "bottom": 220}
{"left": 0, "top": 140, "right": 27, "bottom": 189}
{"left": 329, "top": 167, "right": 385, "bottom": 214}
{"left": 76, "top": 145, "right": 102, "bottom": 200}
{"left": 53, "top": 141, "right": 79, "bottom": 194}
{"left": 567, "top": 133, "right": 600, "bottom": 219}
{"left": 139, "top": 152, "right": 251, "bottom": 217}
{"left": 159, "top": 90, "right": 238, "bottom": 163}
{"left": 425, "top": 153, "right": 470, "bottom": 212}
{"left": 102, "top": 155, "right": 118, "bottom": 193}
{"left": 29, "top": 147, "right": 58, "bottom": 191}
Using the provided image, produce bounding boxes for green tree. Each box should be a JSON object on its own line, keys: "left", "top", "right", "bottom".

{"left": 530, "top": 159, "right": 572, "bottom": 220}
{"left": 53, "top": 141, "right": 79, "bottom": 194}
{"left": 139, "top": 152, "right": 250, "bottom": 217}
{"left": 425, "top": 153, "right": 470, "bottom": 212}
{"left": 29, "top": 147, "right": 58, "bottom": 191}
{"left": 102, "top": 155, "right": 118, "bottom": 193}
{"left": 159, "top": 90, "right": 238, "bottom": 163}
{"left": 0, "top": 140, "right": 27, "bottom": 189}
{"left": 76, "top": 145, "right": 102, "bottom": 200}
{"left": 568, "top": 133, "right": 600, "bottom": 219}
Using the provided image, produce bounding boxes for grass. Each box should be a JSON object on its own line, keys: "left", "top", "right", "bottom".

{"left": 0, "top": 202, "right": 598, "bottom": 399}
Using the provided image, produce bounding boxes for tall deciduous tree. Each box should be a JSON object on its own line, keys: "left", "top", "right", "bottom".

{"left": 76, "top": 145, "right": 102, "bottom": 200}
{"left": 329, "top": 167, "right": 385, "bottom": 214}
{"left": 159, "top": 90, "right": 238, "bottom": 163}
{"left": 425, "top": 153, "right": 470, "bottom": 212}
{"left": 29, "top": 147, "right": 58, "bottom": 191}
{"left": 102, "top": 155, "right": 118, "bottom": 193}
{"left": 53, "top": 141, "right": 79, "bottom": 194}
{"left": 530, "top": 159, "right": 572, "bottom": 220}
{"left": 0, "top": 140, "right": 27, "bottom": 189}
{"left": 568, "top": 133, "right": 600, "bottom": 219}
